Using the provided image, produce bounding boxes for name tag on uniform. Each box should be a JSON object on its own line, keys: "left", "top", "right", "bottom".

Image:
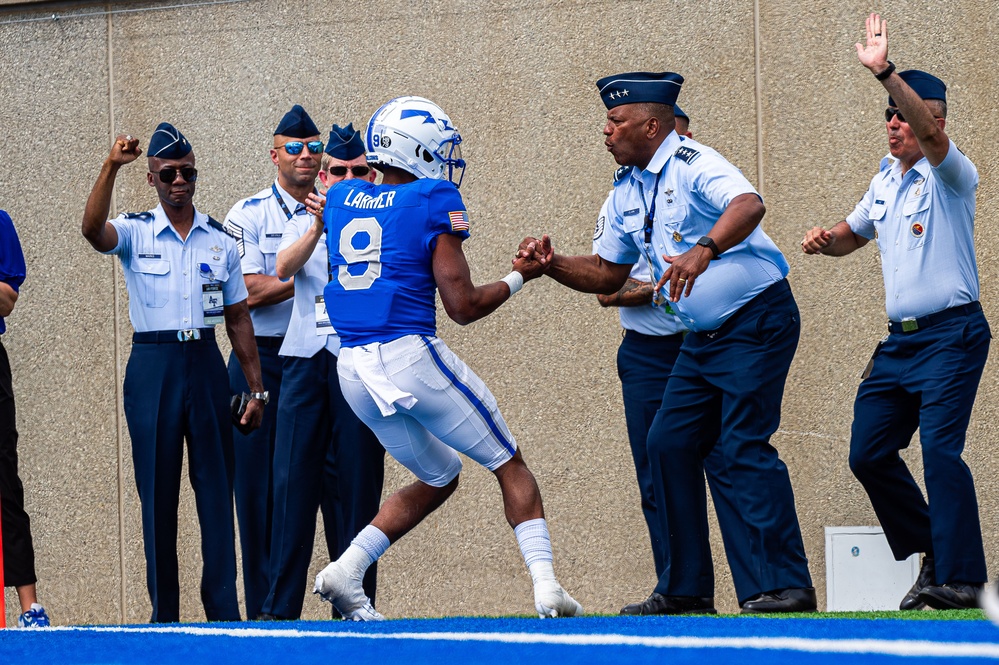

{"left": 315, "top": 295, "right": 335, "bottom": 335}
{"left": 202, "top": 283, "right": 224, "bottom": 325}
{"left": 137, "top": 253, "right": 162, "bottom": 259}
{"left": 265, "top": 233, "right": 283, "bottom": 238}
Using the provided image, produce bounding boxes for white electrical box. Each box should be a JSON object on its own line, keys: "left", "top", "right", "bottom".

{"left": 825, "top": 526, "right": 919, "bottom": 611}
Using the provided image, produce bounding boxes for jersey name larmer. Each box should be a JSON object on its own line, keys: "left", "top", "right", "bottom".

{"left": 323, "top": 178, "right": 470, "bottom": 346}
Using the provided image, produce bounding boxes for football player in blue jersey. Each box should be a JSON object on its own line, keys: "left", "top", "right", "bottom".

{"left": 311, "top": 96, "right": 582, "bottom": 621}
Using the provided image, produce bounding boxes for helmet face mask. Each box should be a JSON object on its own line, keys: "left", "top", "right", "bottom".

{"left": 366, "top": 96, "right": 467, "bottom": 187}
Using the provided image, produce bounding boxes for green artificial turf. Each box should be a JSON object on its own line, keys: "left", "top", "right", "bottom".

{"left": 590, "top": 609, "right": 987, "bottom": 620}
{"left": 733, "top": 609, "right": 986, "bottom": 620}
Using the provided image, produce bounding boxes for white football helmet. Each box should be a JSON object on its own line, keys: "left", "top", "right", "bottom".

{"left": 365, "top": 96, "right": 466, "bottom": 187}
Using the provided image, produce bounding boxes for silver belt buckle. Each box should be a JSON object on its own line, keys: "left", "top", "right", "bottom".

{"left": 177, "top": 329, "right": 201, "bottom": 342}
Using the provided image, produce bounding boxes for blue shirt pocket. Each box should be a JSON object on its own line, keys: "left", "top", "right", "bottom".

{"left": 132, "top": 257, "right": 170, "bottom": 308}
{"left": 902, "top": 194, "right": 930, "bottom": 250}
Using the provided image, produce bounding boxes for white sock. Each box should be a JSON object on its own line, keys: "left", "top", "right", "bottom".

{"left": 342, "top": 525, "right": 390, "bottom": 578}
{"left": 514, "top": 518, "right": 556, "bottom": 585}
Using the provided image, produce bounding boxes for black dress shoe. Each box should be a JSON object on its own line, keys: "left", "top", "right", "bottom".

{"left": 620, "top": 592, "right": 716, "bottom": 615}
{"left": 900, "top": 555, "right": 935, "bottom": 610}
{"left": 740, "top": 587, "right": 817, "bottom": 614}
{"left": 255, "top": 612, "right": 279, "bottom": 621}
{"left": 918, "top": 583, "right": 983, "bottom": 610}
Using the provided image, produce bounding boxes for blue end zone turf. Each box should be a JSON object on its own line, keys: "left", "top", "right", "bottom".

{"left": 2, "top": 616, "right": 999, "bottom": 664}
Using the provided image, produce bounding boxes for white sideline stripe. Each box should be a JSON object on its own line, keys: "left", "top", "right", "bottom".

{"left": 51, "top": 625, "right": 999, "bottom": 659}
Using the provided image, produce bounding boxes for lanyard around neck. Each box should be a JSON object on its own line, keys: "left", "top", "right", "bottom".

{"left": 637, "top": 169, "right": 664, "bottom": 245}
{"left": 272, "top": 182, "right": 317, "bottom": 221}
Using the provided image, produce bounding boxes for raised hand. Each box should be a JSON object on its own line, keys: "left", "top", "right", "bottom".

{"left": 306, "top": 191, "right": 326, "bottom": 229}
{"left": 855, "top": 13, "right": 889, "bottom": 73}
{"left": 110, "top": 133, "right": 142, "bottom": 166}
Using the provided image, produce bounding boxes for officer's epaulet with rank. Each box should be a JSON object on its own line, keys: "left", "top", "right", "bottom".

{"left": 207, "top": 215, "right": 226, "bottom": 232}
{"left": 613, "top": 165, "right": 633, "bottom": 186}
{"left": 122, "top": 211, "right": 154, "bottom": 222}
{"left": 673, "top": 145, "right": 701, "bottom": 165}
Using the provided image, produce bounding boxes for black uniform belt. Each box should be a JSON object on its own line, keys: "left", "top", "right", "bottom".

{"left": 133, "top": 328, "right": 216, "bottom": 344}
{"left": 888, "top": 301, "right": 982, "bottom": 334}
{"left": 623, "top": 329, "right": 684, "bottom": 342}
{"left": 255, "top": 336, "right": 285, "bottom": 349}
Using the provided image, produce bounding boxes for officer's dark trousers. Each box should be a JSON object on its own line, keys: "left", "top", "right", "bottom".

{"left": 261, "top": 350, "right": 384, "bottom": 619}
{"left": 227, "top": 338, "right": 283, "bottom": 620}
{"left": 618, "top": 330, "right": 754, "bottom": 588}
{"left": 0, "top": 337, "right": 36, "bottom": 588}
{"left": 849, "top": 309, "right": 990, "bottom": 584}
{"left": 649, "top": 279, "right": 811, "bottom": 602}
{"left": 124, "top": 337, "right": 240, "bottom": 623}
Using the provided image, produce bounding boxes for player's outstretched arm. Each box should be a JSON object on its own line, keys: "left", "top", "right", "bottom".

{"left": 517, "top": 235, "right": 631, "bottom": 295}
{"left": 434, "top": 233, "right": 534, "bottom": 325}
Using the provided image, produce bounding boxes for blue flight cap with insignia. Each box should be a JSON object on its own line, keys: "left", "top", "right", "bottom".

{"left": 274, "top": 104, "right": 320, "bottom": 138}
{"left": 325, "top": 123, "right": 365, "bottom": 160}
{"left": 673, "top": 104, "right": 688, "bottom": 120}
{"left": 148, "top": 122, "right": 192, "bottom": 159}
{"left": 888, "top": 70, "right": 946, "bottom": 106}
{"left": 597, "top": 71, "right": 684, "bottom": 109}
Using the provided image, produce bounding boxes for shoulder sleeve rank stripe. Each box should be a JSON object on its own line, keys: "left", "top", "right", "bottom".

{"left": 674, "top": 145, "right": 701, "bottom": 164}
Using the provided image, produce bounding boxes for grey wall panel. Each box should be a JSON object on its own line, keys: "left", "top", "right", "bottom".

{"left": 0, "top": 6, "right": 121, "bottom": 626}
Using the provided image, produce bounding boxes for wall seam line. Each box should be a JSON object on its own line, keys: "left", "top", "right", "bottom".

{"left": 105, "top": 2, "right": 126, "bottom": 626}
{"left": 753, "top": 0, "right": 765, "bottom": 197}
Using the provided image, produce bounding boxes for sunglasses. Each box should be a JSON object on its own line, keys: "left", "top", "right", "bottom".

{"left": 885, "top": 107, "right": 906, "bottom": 123}
{"left": 152, "top": 166, "right": 198, "bottom": 183}
{"left": 327, "top": 165, "right": 371, "bottom": 178}
{"left": 277, "top": 140, "right": 324, "bottom": 155}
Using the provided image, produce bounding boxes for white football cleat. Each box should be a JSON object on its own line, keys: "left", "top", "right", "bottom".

{"left": 314, "top": 560, "right": 386, "bottom": 622}
{"left": 534, "top": 580, "right": 583, "bottom": 618}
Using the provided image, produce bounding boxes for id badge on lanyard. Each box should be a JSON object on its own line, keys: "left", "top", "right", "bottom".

{"left": 637, "top": 174, "right": 673, "bottom": 313}
{"left": 199, "top": 262, "right": 224, "bottom": 325}
{"left": 315, "top": 295, "right": 335, "bottom": 335}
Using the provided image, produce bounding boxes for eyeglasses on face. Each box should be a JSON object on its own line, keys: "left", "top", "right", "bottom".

{"left": 327, "top": 165, "right": 371, "bottom": 177}
{"left": 885, "top": 107, "right": 906, "bottom": 123}
{"left": 277, "top": 140, "right": 324, "bottom": 155}
{"left": 152, "top": 166, "right": 198, "bottom": 183}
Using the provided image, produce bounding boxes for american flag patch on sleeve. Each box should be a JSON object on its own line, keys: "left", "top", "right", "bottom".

{"left": 448, "top": 211, "right": 469, "bottom": 232}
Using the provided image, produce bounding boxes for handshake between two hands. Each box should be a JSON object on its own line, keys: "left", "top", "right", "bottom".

{"left": 514, "top": 234, "right": 554, "bottom": 281}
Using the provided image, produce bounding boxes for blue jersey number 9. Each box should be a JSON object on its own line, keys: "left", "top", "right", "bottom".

{"left": 338, "top": 217, "right": 383, "bottom": 290}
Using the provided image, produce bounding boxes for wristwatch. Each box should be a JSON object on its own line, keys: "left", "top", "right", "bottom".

{"left": 249, "top": 391, "right": 270, "bottom": 404}
{"left": 696, "top": 236, "right": 721, "bottom": 259}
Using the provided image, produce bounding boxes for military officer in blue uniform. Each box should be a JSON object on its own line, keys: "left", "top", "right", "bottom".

{"left": 221, "top": 105, "right": 320, "bottom": 620}
{"left": 592, "top": 106, "right": 757, "bottom": 607}
{"left": 82, "top": 124, "right": 266, "bottom": 623}
{"left": 802, "top": 13, "right": 989, "bottom": 611}
{"left": 261, "top": 122, "right": 384, "bottom": 620}
{"left": 521, "top": 71, "right": 814, "bottom": 614}
{"left": 593, "top": 110, "right": 691, "bottom": 580}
